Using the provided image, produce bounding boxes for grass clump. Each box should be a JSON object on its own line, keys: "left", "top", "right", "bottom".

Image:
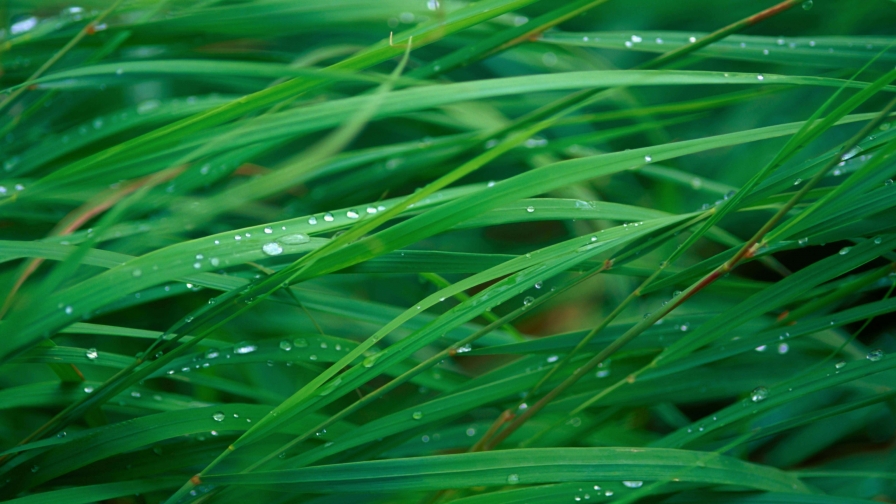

{"left": 1, "top": 0, "right": 896, "bottom": 503}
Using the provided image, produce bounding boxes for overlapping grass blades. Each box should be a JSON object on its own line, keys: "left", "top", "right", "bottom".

{"left": 1, "top": 0, "right": 896, "bottom": 503}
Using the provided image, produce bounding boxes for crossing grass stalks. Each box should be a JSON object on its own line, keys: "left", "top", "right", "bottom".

{"left": 1, "top": 1, "right": 896, "bottom": 503}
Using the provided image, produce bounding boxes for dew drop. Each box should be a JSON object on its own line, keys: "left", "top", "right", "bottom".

{"left": 802, "top": 0, "right": 813, "bottom": 9}
{"left": 835, "top": 360, "right": 847, "bottom": 369}
{"left": 750, "top": 386, "right": 769, "bottom": 402}
{"left": 526, "top": 205, "right": 535, "bottom": 213}
{"left": 623, "top": 481, "right": 643, "bottom": 488}
{"left": 866, "top": 349, "right": 884, "bottom": 362}
{"left": 838, "top": 247, "right": 851, "bottom": 255}
{"left": 757, "top": 74, "right": 764, "bottom": 81}
{"left": 412, "top": 411, "right": 424, "bottom": 420}
{"left": 308, "top": 216, "right": 318, "bottom": 225}
{"left": 798, "top": 237, "right": 808, "bottom": 246}
{"left": 212, "top": 411, "right": 225, "bottom": 422}
{"left": 507, "top": 474, "right": 520, "bottom": 485}
{"left": 262, "top": 242, "right": 283, "bottom": 256}
{"left": 523, "top": 296, "right": 535, "bottom": 306}
{"left": 280, "top": 340, "right": 292, "bottom": 351}
{"left": 293, "top": 338, "right": 308, "bottom": 348}
{"left": 233, "top": 343, "right": 257, "bottom": 354}
{"left": 346, "top": 209, "right": 360, "bottom": 219}
{"left": 644, "top": 155, "right": 652, "bottom": 162}
{"left": 85, "top": 348, "right": 98, "bottom": 360}
{"left": 84, "top": 386, "right": 94, "bottom": 393}
{"left": 65, "top": 305, "right": 73, "bottom": 315}
{"left": 280, "top": 233, "right": 310, "bottom": 245}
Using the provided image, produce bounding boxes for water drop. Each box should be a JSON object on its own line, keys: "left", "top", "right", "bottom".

{"left": 262, "top": 242, "right": 283, "bottom": 256}
{"left": 507, "top": 474, "right": 520, "bottom": 484}
{"left": 644, "top": 155, "right": 652, "bottom": 162}
{"left": 835, "top": 360, "right": 847, "bottom": 369}
{"left": 412, "top": 411, "right": 424, "bottom": 420}
{"left": 802, "top": 0, "right": 813, "bottom": 9}
{"left": 233, "top": 343, "right": 257, "bottom": 354}
{"left": 777, "top": 343, "right": 789, "bottom": 354}
{"left": 757, "top": 74, "right": 764, "bottom": 81}
{"left": 86, "top": 348, "right": 98, "bottom": 360}
{"left": 793, "top": 178, "right": 802, "bottom": 185}
{"left": 624, "top": 41, "right": 633, "bottom": 48}
{"left": 280, "top": 340, "right": 292, "bottom": 351}
{"left": 623, "top": 481, "right": 643, "bottom": 488}
{"left": 866, "top": 349, "right": 884, "bottom": 362}
{"left": 346, "top": 209, "right": 360, "bottom": 219}
{"left": 264, "top": 227, "right": 273, "bottom": 234}
{"left": 526, "top": 205, "right": 535, "bottom": 213}
{"left": 546, "top": 355, "right": 559, "bottom": 363}
{"left": 293, "top": 338, "right": 308, "bottom": 348}
{"left": 308, "top": 216, "right": 318, "bottom": 225}
{"left": 534, "top": 281, "right": 543, "bottom": 289}
{"left": 750, "top": 386, "right": 769, "bottom": 402}
{"left": 132, "top": 268, "right": 142, "bottom": 277}
{"left": 84, "top": 386, "right": 94, "bottom": 393}
{"left": 523, "top": 296, "right": 535, "bottom": 306}
{"left": 631, "top": 35, "right": 642, "bottom": 43}
{"left": 212, "top": 411, "right": 225, "bottom": 422}
{"left": 838, "top": 247, "right": 851, "bottom": 255}
{"left": 65, "top": 305, "right": 73, "bottom": 315}
{"left": 323, "top": 212, "right": 335, "bottom": 222}
{"left": 798, "top": 237, "right": 808, "bottom": 246}
{"left": 755, "top": 345, "right": 767, "bottom": 352}
{"left": 280, "top": 233, "right": 310, "bottom": 245}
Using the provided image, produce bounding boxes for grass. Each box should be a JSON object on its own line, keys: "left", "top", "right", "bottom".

{"left": 1, "top": 0, "right": 895, "bottom": 503}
